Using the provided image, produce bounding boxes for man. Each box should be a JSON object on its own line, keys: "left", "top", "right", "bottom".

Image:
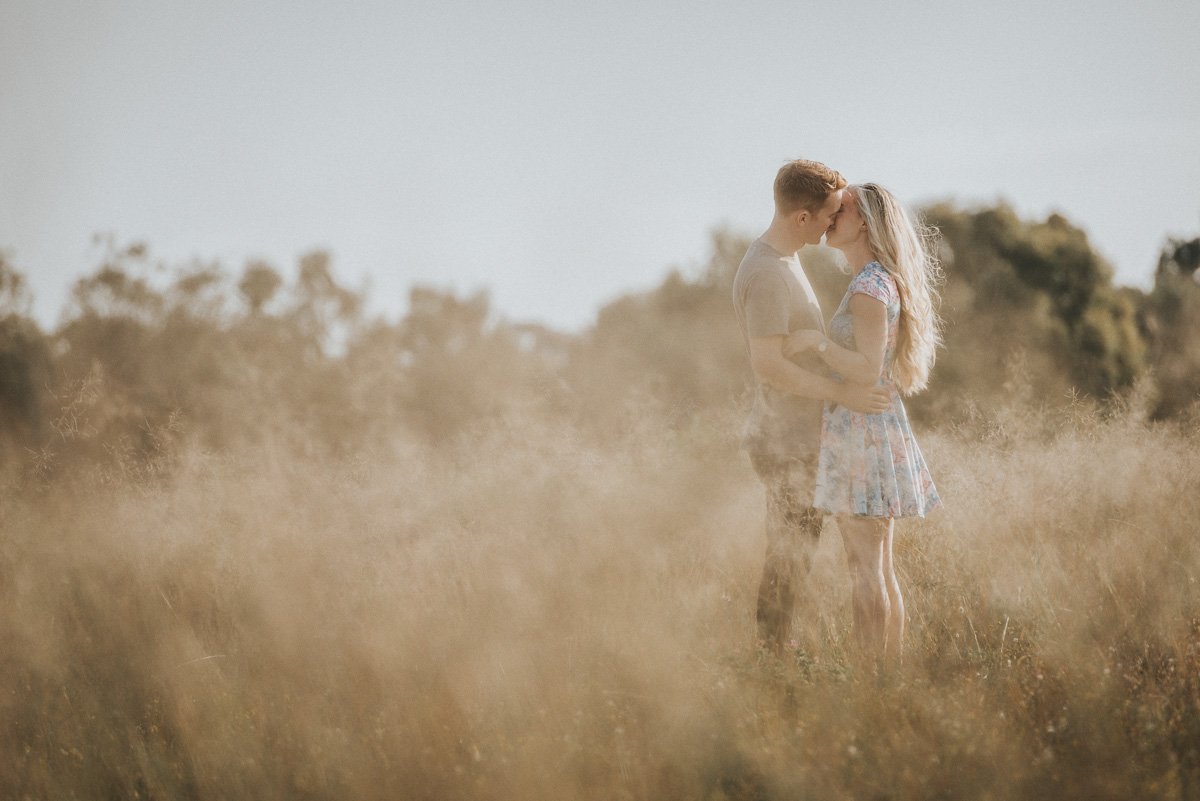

{"left": 732, "top": 159, "right": 891, "bottom": 653}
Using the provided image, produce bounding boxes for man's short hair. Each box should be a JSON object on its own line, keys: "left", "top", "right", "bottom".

{"left": 773, "top": 159, "right": 847, "bottom": 215}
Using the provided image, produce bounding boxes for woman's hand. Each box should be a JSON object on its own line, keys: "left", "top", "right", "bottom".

{"left": 783, "top": 329, "right": 825, "bottom": 359}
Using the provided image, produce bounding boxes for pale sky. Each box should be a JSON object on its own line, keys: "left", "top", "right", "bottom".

{"left": 2, "top": 0, "right": 1197, "bottom": 331}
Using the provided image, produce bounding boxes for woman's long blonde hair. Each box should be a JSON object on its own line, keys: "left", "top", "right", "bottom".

{"left": 854, "top": 183, "right": 943, "bottom": 395}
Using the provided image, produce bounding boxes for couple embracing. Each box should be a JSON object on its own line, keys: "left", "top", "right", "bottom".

{"left": 733, "top": 159, "right": 942, "bottom": 659}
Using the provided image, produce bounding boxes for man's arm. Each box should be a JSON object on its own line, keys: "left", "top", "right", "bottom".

{"left": 749, "top": 335, "right": 890, "bottom": 414}
{"left": 783, "top": 296, "right": 889, "bottom": 386}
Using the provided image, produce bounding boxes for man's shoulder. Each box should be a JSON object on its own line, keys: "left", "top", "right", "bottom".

{"left": 740, "top": 238, "right": 786, "bottom": 265}
{"left": 735, "top": 240, "right": 791, "bottom": 287}
{"left": 734, "top": 263, "right": 791, "bottom": 308}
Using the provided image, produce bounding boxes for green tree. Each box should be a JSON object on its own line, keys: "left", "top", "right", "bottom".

{"left": 0, "top": 253, "right": 52, "bottom": 469}
{"left": 918, "top": 203, "right": 1147, "bottom": 419}
{"left": 1143, "top": 237, "right": 1200, "bottom": 417}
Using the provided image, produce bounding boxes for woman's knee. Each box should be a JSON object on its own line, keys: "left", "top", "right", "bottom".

{"left": 852, "top": 567, "right": 887, "bottom": 601}
{"left": 862, "top": 572, "right": 888, "bottom": 602}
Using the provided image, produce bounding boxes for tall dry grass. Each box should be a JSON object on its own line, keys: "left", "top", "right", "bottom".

{"left": 2, "top": 396, "right": 1200, "bottom": 800}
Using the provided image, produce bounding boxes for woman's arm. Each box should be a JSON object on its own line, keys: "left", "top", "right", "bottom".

{"left": 785, "top": 293, "right": 888, "bottom": 385}
{"left": 749, "top": 335, "right": 890, "bottom": 413}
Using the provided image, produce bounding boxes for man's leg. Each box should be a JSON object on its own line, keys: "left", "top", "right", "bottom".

{"left": 750, "top": 453, "right": 823, "bottom": 653}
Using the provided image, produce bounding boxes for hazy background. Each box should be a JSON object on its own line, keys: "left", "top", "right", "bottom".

{"left": 2, "top": 0, "right": 1197, "bottom": 331}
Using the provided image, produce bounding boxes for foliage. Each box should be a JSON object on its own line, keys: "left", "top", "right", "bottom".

{"left": 345, "top": 286, "right": 561, "bottom": 445}
{"left": 0, "top": 253, "right": 53, "bottom": 470}
{"left": 1142, "top": 238, "right": 1200, "bottom": 418}
{"left": 917, "top": 204, "right": 1148, "bottom": 421}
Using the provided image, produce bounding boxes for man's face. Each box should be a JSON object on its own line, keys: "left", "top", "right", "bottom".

{"left": 824, "top": 187, "right": 863, "bottom": 248}
{"left": 799, "top": 190, "right": 843, "bottom": 246}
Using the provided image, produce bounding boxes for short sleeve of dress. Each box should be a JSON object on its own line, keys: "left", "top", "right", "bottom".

{"left": 743, "top": 272, "right": 792, "bottom": 338}
{"left": 849, "top": 262, "right": 894, "bottom": 306}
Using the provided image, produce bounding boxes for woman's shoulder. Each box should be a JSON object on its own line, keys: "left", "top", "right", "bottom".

{"left": 849, "top": 261, "right": 897, "bottom": 304}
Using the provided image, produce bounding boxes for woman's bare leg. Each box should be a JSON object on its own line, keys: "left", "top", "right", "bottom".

{"left": 838, "top": 515, "right": 889, "bottom": 653}
{"left": 880, "top": 518, "right": 904, "bottom": 659}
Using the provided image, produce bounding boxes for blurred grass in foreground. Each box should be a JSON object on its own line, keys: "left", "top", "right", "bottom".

{"left": 2, "top": 394, "right": 1199, "bottom": 801}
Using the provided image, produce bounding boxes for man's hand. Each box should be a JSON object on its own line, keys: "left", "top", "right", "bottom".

{"left": 782, "top": 329, "right": 824, "bottom": 359}
{"left": 837, "top": 381, "right": 891, "bottom": 415}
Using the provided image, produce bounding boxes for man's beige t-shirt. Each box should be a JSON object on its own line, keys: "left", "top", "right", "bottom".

{"left": 732, "top": 239, "right": 829, "bottom": 456}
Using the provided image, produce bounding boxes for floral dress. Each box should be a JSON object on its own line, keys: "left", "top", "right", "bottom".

{"left": 813, "top": 262, "right": 942, "bottom": 518}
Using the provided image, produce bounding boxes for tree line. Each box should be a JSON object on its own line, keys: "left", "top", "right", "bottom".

{"left": 1, "top": 204, "right": 1197, "bottom": 481}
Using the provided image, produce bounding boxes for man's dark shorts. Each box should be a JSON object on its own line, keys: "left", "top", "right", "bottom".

{"left": 748, "top": 450, "right": 824, "bottom": 649}
{"left": 749, "top": 451, "right": 820, "bottom": 513}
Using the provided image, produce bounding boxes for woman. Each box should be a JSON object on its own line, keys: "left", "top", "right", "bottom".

{"left": 783, "top": 183, "right": 942, "bottom": 657}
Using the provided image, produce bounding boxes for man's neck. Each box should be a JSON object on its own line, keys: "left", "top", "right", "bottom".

{"left": 759, "top": 219, "right": 801, "bottom": 256}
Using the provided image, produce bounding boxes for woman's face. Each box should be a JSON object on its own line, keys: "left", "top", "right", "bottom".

{"left": 824, "top": 187, "right": 866, "bottom": 249}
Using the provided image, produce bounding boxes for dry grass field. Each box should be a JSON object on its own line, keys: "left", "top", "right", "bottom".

{"left": 2, "top": 393, "right": 1199, "bottom": 800}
